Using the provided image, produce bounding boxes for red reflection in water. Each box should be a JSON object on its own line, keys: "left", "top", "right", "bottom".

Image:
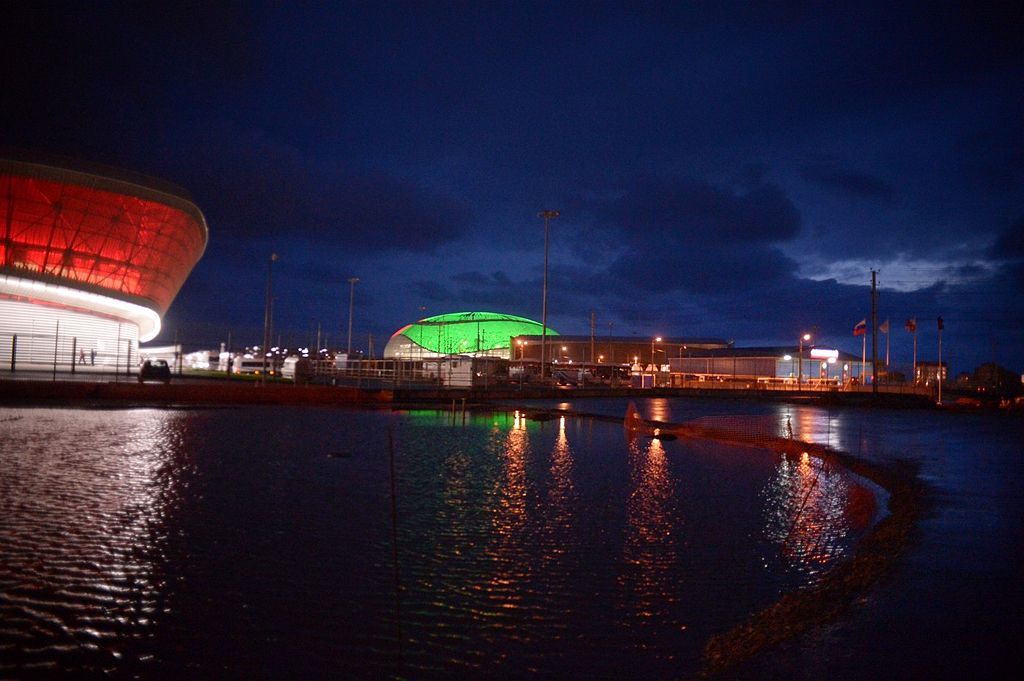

{"left": 646, "top": 398, "right": 672, "bottom": 424}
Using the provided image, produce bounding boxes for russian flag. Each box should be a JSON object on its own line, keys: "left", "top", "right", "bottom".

{"left": 853, "top": 319, "right": 867, "bottom": 336}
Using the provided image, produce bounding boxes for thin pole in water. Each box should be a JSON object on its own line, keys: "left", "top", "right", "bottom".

{"left": 387, "top": 427, "right": 404, "bottom": 671}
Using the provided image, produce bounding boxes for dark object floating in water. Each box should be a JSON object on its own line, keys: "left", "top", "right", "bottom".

{"left": 530, "top": 413, "right": 555, "bottom": 421}
{"left": 649, "top": 429, "right": 678, "bottom": 441}
{"left": 327, "top": 451, "right": 353, "bottom": 459}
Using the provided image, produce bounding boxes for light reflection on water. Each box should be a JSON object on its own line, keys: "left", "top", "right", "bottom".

{"left": 759, "top": 451, "right": 875, "bottom": 577}
{"left": 621, "top": 435, "right": 679, "bottom": 623}
{"left": 0, "top": 405, "right": 875, "bottom": 680}
{"left": 0, "top": 408, "right": 187, "bottom": 676}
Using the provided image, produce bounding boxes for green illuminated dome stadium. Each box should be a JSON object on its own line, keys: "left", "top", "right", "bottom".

{"left": 383, "top": 311, "right": 558, "bottom": 359}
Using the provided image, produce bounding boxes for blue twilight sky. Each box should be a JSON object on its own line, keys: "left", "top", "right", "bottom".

{"left": 2, "top": 1, "right": 1022, "bottom": 374}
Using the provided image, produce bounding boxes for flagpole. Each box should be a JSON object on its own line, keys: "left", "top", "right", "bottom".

{"left": 913, "top": 328, "right": 917, "bottom": 384}
{"left": 937, "top": 316, "right": 944, "bottom": 405}
{"left": 884, "top": 320, "right": 890, "bottom": 368}
{"left": 861, "top": 333, "right": 866, "bottom": 384}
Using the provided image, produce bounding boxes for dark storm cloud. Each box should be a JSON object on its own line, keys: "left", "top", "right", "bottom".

{"left": 595, "top": 177, "right": 801, "bottom": 245}
{"left": 800, "top": 165, "right": 896, "bottom": 203}
{"left": 167, "top": 124, "right": 472, "bottom": 253}
{"left": 991, "top": 217, "right": 1024, "bottom": 261}
{"left": 415, "top": 270, "right": 533, "bottom": 312}
{"left": 451, "top": 271, "right": 514, "bottom": 288}
{"left": 609, "top": 246, "right": 797, "bottom": 295}
{"left": 579, "top": 176, "right": 802, "bottom": 294}
{"left": 0, "top": 2, "right": 259, "bottom": 158}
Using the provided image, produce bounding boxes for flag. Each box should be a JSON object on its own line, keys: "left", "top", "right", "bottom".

{"left": 879, "top": 319, "right": 890, "bottom": 334}
{"left": 937, "top": 316, "right": 944, "bottom": 331}
{"left": 853, "top": 319, "right": 867, "bottom": 336}
{"left": 905, "top": 318, "right": 916, "bottom": 333}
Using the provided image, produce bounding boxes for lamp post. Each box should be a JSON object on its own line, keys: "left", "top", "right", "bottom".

{"left": 651, "top": 336, "right": 661, "bottom": 387}
{"left": 261, "top": 253, "right": 279, "bottom": 382}
{"left": 538, "top": 210, "right": 559, "bottom": 383}
{"left": 516, "top": 339, "right": 526, "bottom": 389}
{"left": 797, "top": 333, "right": 811, "bottom": 389}
{"left": 346, "top": 277, "right": 359, "bottom": 355}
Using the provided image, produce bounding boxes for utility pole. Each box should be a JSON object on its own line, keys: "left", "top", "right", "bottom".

{"left": 261, "top": 253, "right": 278, "bottom": 383}
{"left": 937, "top": 316, "right": 944, "bottom": 405}
{"left": 347, "top": 277, "right": 359, "bottom": 355}
{"left": 590, "top": 311, "right": 596, "bottom": 363}
{"left": 871, "top": 269, "right": 878, "bottom": 395}
{"left": 538, "top": 210, "right": 559, "bottom": 383}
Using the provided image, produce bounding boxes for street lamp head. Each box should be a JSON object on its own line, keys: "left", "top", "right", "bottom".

{"left": 654, "top": 336, "right": 662, "bottom": 342}
{"left": 538, "top": 210, "right": 560, "bottom": 220}
{"left": 802, "top": 333, "right": 811, "bottom": 341}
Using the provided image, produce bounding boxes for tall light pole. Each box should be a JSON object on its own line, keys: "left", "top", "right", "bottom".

{"left": 538, "top": 210, "right": 559, "bottom": 383}
{"left": 798, "top": 333, "right": 811, "bottom": 389}
{"left": 261, "top": 253, "right": 279, "bottom": 382}
{"left": 937, "top": 315, "right": 944, "bottom": 405}
{"left": 347, "top": 277, "right": 359, "bottom": 356}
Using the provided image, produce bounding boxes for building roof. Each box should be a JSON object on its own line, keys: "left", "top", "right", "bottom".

{"left": 670, "top": 345, "right": 861, "bottom": 361}
{"left": 516, "top": 334, "right": 730, "bottom": 346}
{"left": 0, "top": 157, "right": 208, "bottom": 337}
{"left": 384, "top": 311, "right": 557, "bottom": 357}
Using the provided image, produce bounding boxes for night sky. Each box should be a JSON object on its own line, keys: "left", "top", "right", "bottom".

{"left": 3, "top": 2, "right": 1022, "bottom": 375}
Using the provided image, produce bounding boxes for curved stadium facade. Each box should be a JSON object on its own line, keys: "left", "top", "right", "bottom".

{"left": 1, "top": 158, "right": 207, "bottom": 366}
{"left": 384, "top": 311, "right": 557, "bottom": 359}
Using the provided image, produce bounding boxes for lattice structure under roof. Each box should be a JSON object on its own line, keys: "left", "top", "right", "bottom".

{"left": 1, "top": 157, "right": 208, "bottom": 342}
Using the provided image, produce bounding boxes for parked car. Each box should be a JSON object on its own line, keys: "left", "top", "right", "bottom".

{"left": 138, "top": 359, "right": 171, "bottom": 384}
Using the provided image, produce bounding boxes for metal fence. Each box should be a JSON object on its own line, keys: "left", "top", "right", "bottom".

{"left": 0, "top": 332, "right": 137, "bottom": 378}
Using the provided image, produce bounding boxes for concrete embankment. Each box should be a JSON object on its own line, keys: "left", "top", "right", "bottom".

{"left": 0, "top": 379, "right": 392, "bottom": 407}
{"left": 1, "top": 378, "right": 936, "bottom": 410}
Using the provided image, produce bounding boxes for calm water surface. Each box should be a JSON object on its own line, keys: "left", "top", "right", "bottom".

{"left": 0, "top": 403, "right": 877, "bottom": 679}
{"left": 518, "top": 397, "right": 1024, "bottom": 680}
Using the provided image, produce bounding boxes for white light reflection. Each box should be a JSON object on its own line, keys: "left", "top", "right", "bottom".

{"left": 620, "top": 435, "right": 678, "bottom": 621}
{"left": 542, "top": 415, "right": 576, "bottom": 564}
{"left": 759, "top": 450, "right": 875, "bottom": 577}
{"left": 482, "top": 410, "right": 532, "bottom": 611}
{"left": 0, "top": 408, "right": 186, "bottom": 670}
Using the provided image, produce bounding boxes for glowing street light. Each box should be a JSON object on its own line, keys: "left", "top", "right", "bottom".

{"left": 798, "top": 333, "right": 811, "bottom": 389}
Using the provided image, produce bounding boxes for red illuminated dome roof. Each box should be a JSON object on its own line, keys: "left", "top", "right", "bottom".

{"left": 0, "top": 157, "right": 208, "bottom": 340}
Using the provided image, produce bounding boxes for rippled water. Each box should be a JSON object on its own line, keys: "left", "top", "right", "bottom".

{"left": 0, "top": 405, "right": 877, "bottom": 679}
